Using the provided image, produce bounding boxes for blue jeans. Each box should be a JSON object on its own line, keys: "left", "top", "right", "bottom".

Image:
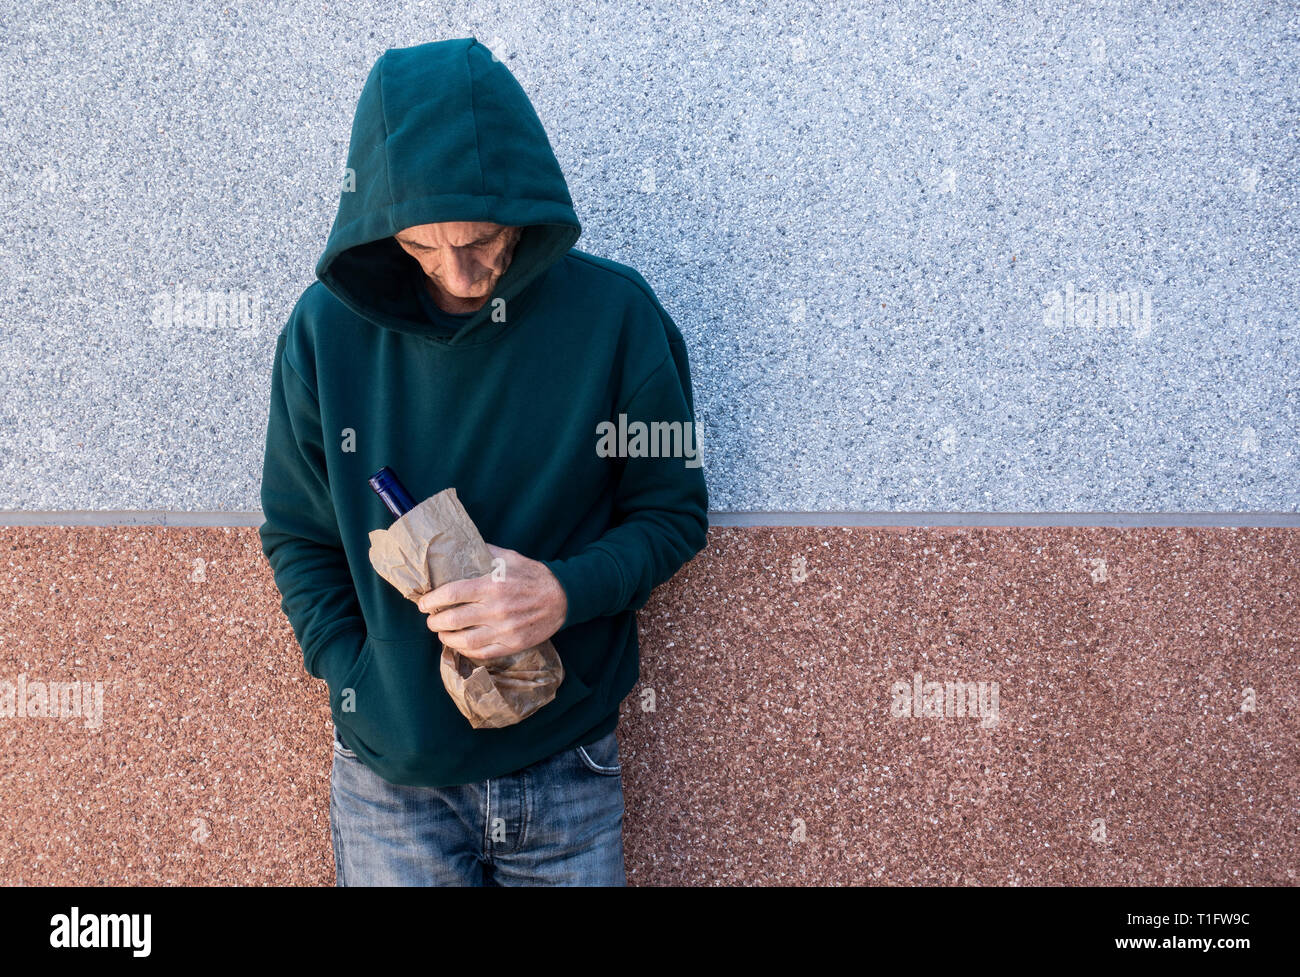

{"left": 329, "top": 726, "right": 626, "bottom": 886}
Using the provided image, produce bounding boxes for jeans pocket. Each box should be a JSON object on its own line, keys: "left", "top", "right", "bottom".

{"left": 333, "top": 727, "right": 358, "bottom": 759}
{"left": 576, "top": 729, "right": 621, "bottom": 775}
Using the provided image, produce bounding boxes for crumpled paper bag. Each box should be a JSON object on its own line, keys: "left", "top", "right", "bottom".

{"left": 367, "top": 487, "right": 564, "bottom": 729}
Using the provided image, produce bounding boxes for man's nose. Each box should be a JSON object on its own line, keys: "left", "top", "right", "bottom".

{"left": 441, "top": 249, "right": 482, "bottom": 286}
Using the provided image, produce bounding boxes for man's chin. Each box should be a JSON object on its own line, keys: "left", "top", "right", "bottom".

{"left": 438, "top": 284, "right": 496, "bottom": 301}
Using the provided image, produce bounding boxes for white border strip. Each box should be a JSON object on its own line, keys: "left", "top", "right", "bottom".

{"left": 0, "top": 511, "right": 1297, "bottom": 528}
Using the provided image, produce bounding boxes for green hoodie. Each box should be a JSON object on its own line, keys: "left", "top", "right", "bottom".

{"left": 258, "top": 38, "right": 709, "bottom": 788}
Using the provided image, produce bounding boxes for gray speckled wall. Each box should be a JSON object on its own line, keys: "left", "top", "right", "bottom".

{"left": 1, "top": 0, "right": 1295, "bottom": 513}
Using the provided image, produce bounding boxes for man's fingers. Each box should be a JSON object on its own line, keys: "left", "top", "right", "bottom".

{"left": 430, "top": 617, "right": 484, "bottom": 644}
{"left": 435, "top": 626, "right": 513, "bottom": 660}
{"left": 418, "top": 575, "right": 486, "bottom": 613}
{"left": 461, "top": 644, "right": 515, "bottom": 661}
{"left": 424, "top": 597, "right": 489, "bottom": 632}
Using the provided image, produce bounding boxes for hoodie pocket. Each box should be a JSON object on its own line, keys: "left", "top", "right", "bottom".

{"left": 330, "top": 635, "right": 376, "bottom": 716}
{"left": 333, "top": 635, "right": 593, "bottom": 765}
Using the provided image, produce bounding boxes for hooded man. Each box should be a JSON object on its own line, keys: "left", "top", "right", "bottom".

{"left": 257, "top": 38, "right": 709, "bottom": 886}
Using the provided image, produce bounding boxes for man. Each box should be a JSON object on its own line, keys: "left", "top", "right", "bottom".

{"left": 258, "top": 37, "right": 708, "bottom": 886}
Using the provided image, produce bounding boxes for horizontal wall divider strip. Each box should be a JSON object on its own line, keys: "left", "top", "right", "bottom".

{"left": 0, "top": 511, "right": 1298, "bottom": 528}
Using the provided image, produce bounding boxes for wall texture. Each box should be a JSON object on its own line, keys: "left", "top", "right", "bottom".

{"left": 1, "top": 527, "right": 1294, "bottom": 885}
{"left": 0, "top": 0, "right": 1295, "bottom": 885}
{"left": 1, "top": 0, "right": 1296, "bottom": 512}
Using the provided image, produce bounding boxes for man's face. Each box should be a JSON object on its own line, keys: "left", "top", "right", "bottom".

{"left": 394, "top": 221, "right": 522, "bottom": 312}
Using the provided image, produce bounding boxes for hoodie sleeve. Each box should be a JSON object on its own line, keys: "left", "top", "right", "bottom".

{"left": 540, "top": 314, "right": 710, "bottom": 630}
{"left": 258, "top": 326, "right": 366, "bottom": 694}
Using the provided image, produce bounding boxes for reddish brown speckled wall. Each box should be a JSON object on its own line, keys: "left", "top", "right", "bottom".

{"left": 0, "top": 526, "right": 1295, "bottom": 885}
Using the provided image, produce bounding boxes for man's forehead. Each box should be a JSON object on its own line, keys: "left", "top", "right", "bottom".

{"left": 395, "top": 221, "right": 512, "bottom": 247}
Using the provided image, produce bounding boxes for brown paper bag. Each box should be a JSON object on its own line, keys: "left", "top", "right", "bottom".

{"left": 366, "top": 487, "right": 564, "bottom": 729}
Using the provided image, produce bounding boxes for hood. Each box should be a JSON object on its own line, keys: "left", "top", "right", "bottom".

{"left": 316, "top": 38, "right": 582, "bottom": 347}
